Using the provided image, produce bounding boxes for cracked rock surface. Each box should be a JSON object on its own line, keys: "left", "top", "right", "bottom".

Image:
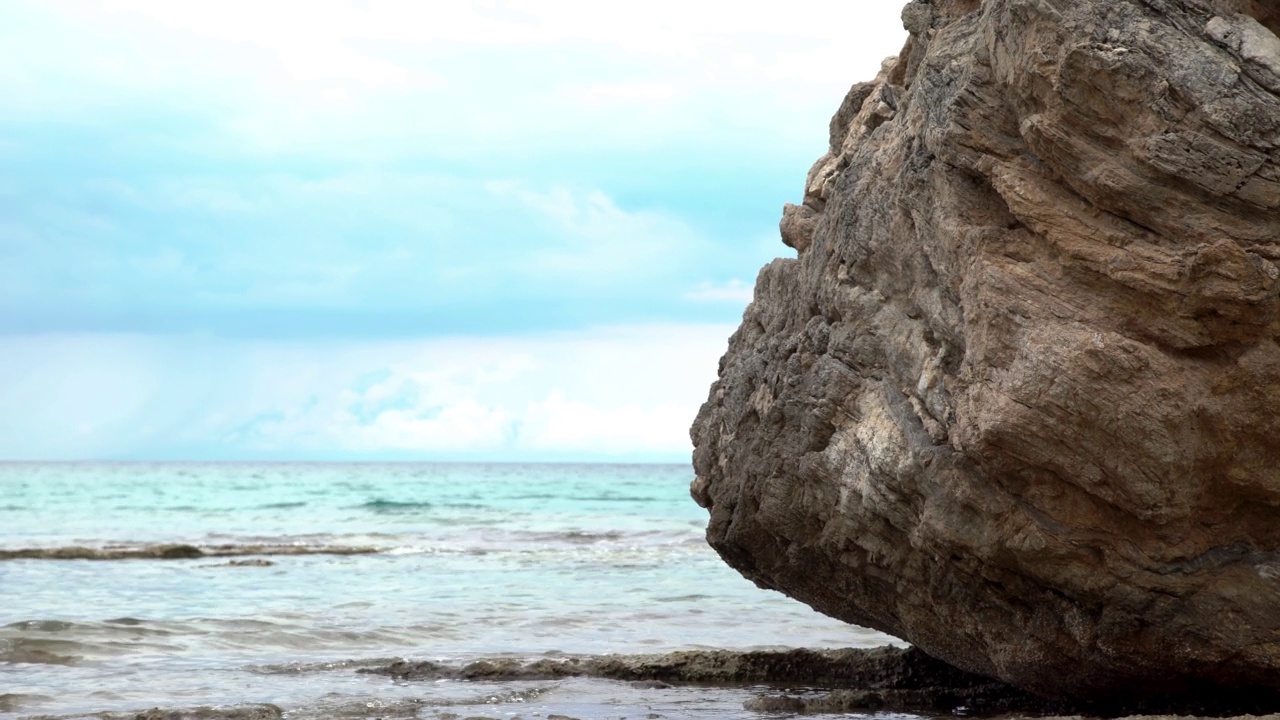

{"left": 691, "top": 0, "right": 1280, "bottom": 704}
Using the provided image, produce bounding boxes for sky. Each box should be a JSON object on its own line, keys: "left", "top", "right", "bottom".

{"left": 0, "top": 1, "right": 907, "bottom": 461}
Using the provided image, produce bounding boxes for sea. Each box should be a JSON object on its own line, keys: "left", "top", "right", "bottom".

{"left": 0, "top": 462, "right": 902, "bottom": 719}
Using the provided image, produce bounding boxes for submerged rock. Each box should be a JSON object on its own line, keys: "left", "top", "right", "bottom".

{"left": 364, "top": 646, "right": 1052, "bottom": 714}
{"left": 692, "top": 0, "right": 1280, "bottom": 707}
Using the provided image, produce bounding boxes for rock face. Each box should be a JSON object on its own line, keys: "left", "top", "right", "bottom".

{"left": 691, "top": 0, "right": 1280, "bottom": 705}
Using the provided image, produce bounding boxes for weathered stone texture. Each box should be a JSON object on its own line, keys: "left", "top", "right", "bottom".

{"left": 691, "top": 0, "right": 1280, "bottom": 703}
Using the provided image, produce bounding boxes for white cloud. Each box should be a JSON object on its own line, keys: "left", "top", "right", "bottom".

{"left": 0, "top": 0, "right": 904, "bottom": 460}
{"left": 0, "top": 325, "right": 733, "bottom": 460}
{"left": 2, "top": 1, "right": 906, "bottom": 154}
{"left": 569, "top": 81, "right": 678, "bottom": 106}
{"left": 488, "top": 184, "right": 705, "bottom": 279}
{"left": 685, "top": 279, "right": 755, "bottom": 303}
{"left": 24, "top": 172, "right": 714, "bottom": 313}
{"left": 519, "top": 392, "right": 695, "bottom": 453}
{"left": 91, "top": 1, "right": 903, "bottom": 63}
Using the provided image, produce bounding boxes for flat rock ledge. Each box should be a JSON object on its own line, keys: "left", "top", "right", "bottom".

{"left": 363, "top": 646, "right": 1266, "bottom": 716}
{"left": 365, "top": 646, "right": 1050, "bottom": 714}
{"left": 692, "top": 0, "right": 1280, "bottom": 709}
{"left": 24, "top": 649, "right": 1280, "bottom": 718}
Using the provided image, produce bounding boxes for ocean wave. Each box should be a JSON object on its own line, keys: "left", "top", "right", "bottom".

{"left": 247, "top": 657, "right": 401, "bottom": 675}
{"left": 299, "top": 685, "right": 556, "bottom": 716}
{"left": 359, "top": 499, "right": 434, "bottom": 513}
{"left": 574, "top": 495, "right": 663, "bottom": 503}
{"left": 6, "top": 619, "right": 77, "bottom": 632}
{"left": 256, "top": 501, "right": 308, "bottom": 510}
{"left": 104, "top": 617, "right": 159, "bottom": 628}
{"left": 202, "top": 558, "right": 277, "bottom": 568}
{"left": 653, "top": 594, "right": 712, "bottom": 602}
{"left": 202, "top": 531, "right": 400, "bottom": 543}
{"left": 7, "top": 617, "right": 175, "bottom": 637}
{"left": 15, "top": 703, "right": 284, "bottom": 720}
{"left": 0, "top": 618, "right": 190, "bottom": 664}
{"left": 0, "top": 637, "right": 85, "bottom": 665}
{"left": 512, "top": 528, "right": 701, "bottom": 546}
{"left": 0, "top": 693, "right": 56, "bottom": 712}
{"left": 439, "top": 502, "right": 488, "bottom": 510}
{"left": 0, "top": 543, "right": 383, "bottom": 561}
{"left": 513, "top": 530, "right": 627, "bottom": 544}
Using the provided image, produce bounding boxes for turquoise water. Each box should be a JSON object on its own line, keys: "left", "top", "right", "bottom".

{"left": 0, "top": 463, "right": 899, "bottom": 718}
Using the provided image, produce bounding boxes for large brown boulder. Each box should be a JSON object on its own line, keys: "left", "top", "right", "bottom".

{"left": 691, "top": 0, "right": 1280, "bottom": 705}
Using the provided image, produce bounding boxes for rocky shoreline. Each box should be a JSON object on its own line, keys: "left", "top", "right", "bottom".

{"left": 360, "top": 645, "right": 1055, "bottom": 715}
{"left": 20, "top": 646, "right": 1280, "bottom": 719}
{"left": 359, "top": 646, "right": 1280, "bottom": 717}
{"left": 22, "top": 702, "right": 1280, "bottom": 720}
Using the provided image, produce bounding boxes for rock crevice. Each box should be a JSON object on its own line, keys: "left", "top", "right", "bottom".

{"left": 692, "top": 0, "right": 1280, "bottom": 704}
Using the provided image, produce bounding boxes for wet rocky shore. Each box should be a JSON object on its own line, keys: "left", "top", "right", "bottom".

{"left": 360, "top": 645, "right": 1052, "bottom": 715}
{"left": 359, "top": 646, "right": 1280, "bottom": 717}
{"left": 18, "top": 646, "right": 1280, "bottom": 719}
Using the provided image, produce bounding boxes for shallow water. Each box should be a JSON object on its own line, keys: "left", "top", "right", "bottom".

{"left": 0, "top": 463, "right": 903, "bottom": 718}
